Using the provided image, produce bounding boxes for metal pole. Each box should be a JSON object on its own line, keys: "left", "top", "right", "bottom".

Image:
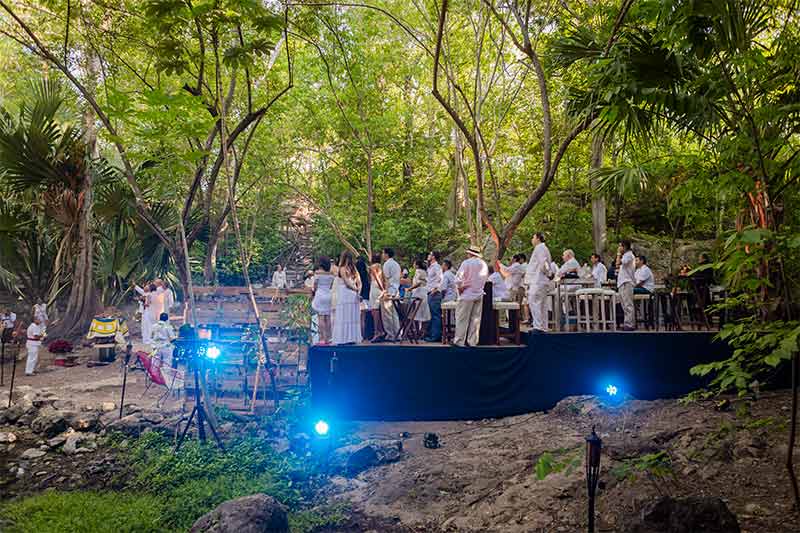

{"left": 119, "top": 341, "right": 132, "bottom": 419}
{"left": 588, "top": 494, "right": 595, "bottom": 533}
{"left": 8, "top": 344, "right": 17, "bottom": 408}
{"left": 1, "top": 337, "right": 5, "bottom": 386}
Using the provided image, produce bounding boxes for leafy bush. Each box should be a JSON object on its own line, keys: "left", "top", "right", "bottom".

{"left": 0, "top": 491, "right": 164, "bottom": 533}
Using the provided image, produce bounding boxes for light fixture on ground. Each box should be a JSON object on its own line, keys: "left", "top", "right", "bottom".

{"left": 314, "top": 419, "right": 330, "bottom": 437}
{"left": 206, "top": 345, "right": 221, "bottom": 360}
{"left": 606, "top": 384, "right": 617, "bottom": 397}
{"left": 585, "top": 426, "right": 602, "bottom": 533}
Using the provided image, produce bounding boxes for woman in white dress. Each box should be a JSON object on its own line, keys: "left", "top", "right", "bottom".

{"left": 368, "top": 253, "right": 386, "bottom": 342}
{"left": 410, "top": 259, "right": 431, "bottom": 336}
{"left": 272, "top": 265, "right": 288, "bottom": 289}
{"left": 332, "top": 251, "right": 362, "bottom": 345}
{"left": 311, "top": 256, "right": 334, "bottom": 345}
{"left": 134, "top": 283, "right": 154, "bottom": 344}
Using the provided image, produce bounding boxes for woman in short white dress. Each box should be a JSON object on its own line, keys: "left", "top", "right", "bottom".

{"left": 311, "top": 256, "right": 334, "bottom": 345}
{"left": 332, "top": 251, "right": 362, "bottom": 345}
{"left": 410, "top": 259, "right": 431, "bottom": 337}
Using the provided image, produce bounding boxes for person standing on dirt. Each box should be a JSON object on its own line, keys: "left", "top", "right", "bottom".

{"left": 25, "top": 316, "right": 45, "bottom": 376}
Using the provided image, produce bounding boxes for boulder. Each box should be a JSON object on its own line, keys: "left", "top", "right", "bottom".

{"left": 332, "top": 440, "right": 403, "bottom": 476}
{"left": 106, "top": 413, "right": 145, "bottom": 436}
{"left": 30, "top": 410, "right": 68, "bottom": 438}
{"left": 4, "top": 400, "right": 36, "bottom": 423}
{"left": 189, "top": 494, "right": 289, "bottom": 533}
{"left": 64, "top": 433, "right": 97, "bottom": 455}
{"left": 21, "top": 448, "right": 47, "bottom": 460}
{"left": 48, "top": 436, "right": 67, "bottom": 448}
{"left": 67, "top": 411, "right": 101, "bottom": 432}
{"left": 624, "top": 496, "right": 740, "bottom": 533}
{"left": 0, "top": 432, "right": 17, "bottom": 443}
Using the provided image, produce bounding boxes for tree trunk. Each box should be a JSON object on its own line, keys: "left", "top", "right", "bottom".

{"left": 590, "top": 135, "right": 607, "bottom": 256}
{"left": 203, "top": 225, "right": 224, "bottom": 286}
{"left": 365, "top": 149, "right": 374, "bottom": 259}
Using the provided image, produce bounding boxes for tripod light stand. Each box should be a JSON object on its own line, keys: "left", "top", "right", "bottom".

{"left": 173, "top": 338, "right": 224, "bottom": 452}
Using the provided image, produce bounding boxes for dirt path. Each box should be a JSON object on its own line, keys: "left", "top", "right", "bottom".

{"left": 327, "top": 393, "right": 799, "bottom": 532}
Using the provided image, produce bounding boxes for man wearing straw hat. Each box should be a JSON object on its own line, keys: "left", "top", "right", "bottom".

{"left": 453, "top": 246, "right": 489, "bottom": 347}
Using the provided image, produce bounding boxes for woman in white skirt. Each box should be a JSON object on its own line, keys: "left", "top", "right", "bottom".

{"left": 332, "top": 251, "right": 362, "bottom": 345}
{"left": 410, "top": 259, "right": 431, "bottom": 338}
{"left": 311, "top": 256, "right": 335, "bottom": 344}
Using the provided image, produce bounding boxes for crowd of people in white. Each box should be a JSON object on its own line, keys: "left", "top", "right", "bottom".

{"left": 309, "top": 234, "right": 660, "bottom": 346}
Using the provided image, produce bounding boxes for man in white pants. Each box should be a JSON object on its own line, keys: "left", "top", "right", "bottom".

{"left": 25, "top": 316, "right": 45, "bottom": 376}
{"left": 526, "top": 233, "right": 553, "bottom": 333}
{"left": 616, "top": 240, "right": 636, "bottom": 330}
{"left": 454, "top": 246, "right": 489, "bottom": 347}
{"left": 380, "top": 248, "right": 402, "bottom": 341}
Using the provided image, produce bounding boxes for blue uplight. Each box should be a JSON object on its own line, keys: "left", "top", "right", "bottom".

{"left": 606, "top": 384, "right": 618, "bottom": 396}
{"left": 314, "top": 420, "right": 330, "bottom": 436}
{"left": 206, "top": 345, "right": 221, "bottom": 360}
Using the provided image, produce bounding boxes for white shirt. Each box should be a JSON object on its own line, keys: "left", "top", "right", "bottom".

{"left": 427, "top": 261, "right": 443, "bottom": 292}
{"left": 500, "top": 262, "right": 527, "bottom": 290}
{"left": 1, "top": 312, "right": 16, "bottom": 329}
{"left": 635, "top": 264, "right": 655, "bottom": 291}
{"left": 558, "top": 258, "right": 581, "bottom": 278}
{"left": 456, "top": 257, "right": 489, "bottom": 301}
{"left": 151, "top": 320, "right": 176, "bottom": 350}
{"left": 592, "top": 262, "right": 608, "bottom": 288}
{"left": 617, "top": 251, "right": 636, "bottom": 287}
{"left": 33, "top": 303, "right": 48, "bottom": 321}
{"left": 383, "top": 258, "right": 401, "bottom": 296}
{"left": 526, "top": 243, "right": 553, "bottom": 286}
{"left": 272, "top": 270, "right": 287, "bottom": 289}
{"left": 440, "top": 270, "right": 457, "bottom": 302}
{"left": 26, "top": 322, "right": 45, "bottom": 347}
{"left": 304, "top": 277, "right": 314, "bottom": 289}
{"left": 151, "top": 287, "right": 167, "bottom": 317}
{"left": 488, "top": 272, "right": 509, "bottom": 301}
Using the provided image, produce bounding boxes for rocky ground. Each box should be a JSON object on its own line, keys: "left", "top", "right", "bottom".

{"left": 0, "top": 346, "right": 798, "bottom": 532}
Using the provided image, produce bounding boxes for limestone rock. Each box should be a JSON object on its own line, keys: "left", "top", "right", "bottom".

{"left": 30, "top": 410, "right": 68, "bottom": 438}
{"left": 624, "top": 496, "right": 740, "bottom": 533}
{"left": 0, "top": 432, "right": 17, "bottom": 443}
{"left": 189, "top": 494, "right": 289, "bottom": 533}
{"left": 64, "top": 433, "right": 97, "bottom": 455}
{"left": 4, "top": 400, "right": 36, "bottom": 423}
{"left": 67, "top": 411, "right": 101, "bottom": 432}
{"left": 332, "top": 440, "right": 403, "bottom": 476}
{"left": 21, "top": 448, "right": 47, "bottom": 460}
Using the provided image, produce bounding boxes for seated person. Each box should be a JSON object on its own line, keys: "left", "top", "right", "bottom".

{"left": 634, "top": 255, "right": 655, "bottom": 294}
{"left": 557, "top": 249, "right": 580, "bottom": 279}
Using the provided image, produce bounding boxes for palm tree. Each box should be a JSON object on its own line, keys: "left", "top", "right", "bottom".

{"left": 0, "top": 79, "right": 97, "bottom": 335}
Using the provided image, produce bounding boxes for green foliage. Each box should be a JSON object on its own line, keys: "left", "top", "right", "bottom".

{"left": 0, "top": 491, "right": 165, "bottom": 533}
{"left": 611, "top": 451, "right": 673, "bottom": 482}
{"left": 534, "top": 448, "right": 582, "bottom": 480}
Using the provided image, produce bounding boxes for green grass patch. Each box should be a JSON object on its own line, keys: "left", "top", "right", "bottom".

{"left": 0, "top": 491, "right": 166, "bottom": 533}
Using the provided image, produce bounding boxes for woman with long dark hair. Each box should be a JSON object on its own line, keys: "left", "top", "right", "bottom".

{"left": 332, "top": 251, "right": 362, "bottom": 344}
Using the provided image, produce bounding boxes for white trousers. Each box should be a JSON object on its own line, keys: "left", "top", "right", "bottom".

{"left": 25, "top": 345, "right": 39, "bottom": 375}
{"left": 619, "top": 282, "right": 635, "bottom": 328}
{"left": 528, "top": 284, "right": 550, "bottom": 331}
{"left": 381, "top": 299, "right": 400, "bottom": 340}
{"left": 454, "top": 299, "right": 482, "bottom": 347}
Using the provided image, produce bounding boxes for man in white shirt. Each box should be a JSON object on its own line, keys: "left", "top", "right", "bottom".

{"left": 454, "top": 247, "right": 489, "bottom": 347}
{"left": 381, "top": 248, "right": 401, "bottom": 341}
{"left": 526, "top": 233, "right": 553, "bottom": 332}
{"left": 557, "top": 250, "right": 581, "bottom": 278}
{"left": 635, "top": 255, "right": 655, "bottom": 293}
{"left": 150, "top": 312, "right": 177, "bottom": 367}
{"left": 499, "top": 253, "right": 527, "bottom": 304}
{"left": 488, "top": 266, "right": 509, "bottom": 301}
{"left": 425, "top": 251, "right": 444, "bottom": 342}
{"left": 440, "top": 260, "right": 458, "bottom": 303}
{"left": 616, "top": 240, "right": 636, "bottom": 330}
{"left": 590, "top": 253, "right": 608, "bottom": 288}
{"left": 272, "top": 265, "right": 288, "bottom": 289}
{"left": 25, "top": 317, "right": 45, "bottom": 375}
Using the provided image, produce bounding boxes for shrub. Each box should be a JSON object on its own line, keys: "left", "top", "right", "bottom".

{"left": 47, "top": 339, "right": 73, "bottom": 354}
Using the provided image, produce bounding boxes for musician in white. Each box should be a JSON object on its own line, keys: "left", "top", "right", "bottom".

{"left": 25, "top": 316, "right": 46, "bottom": 375}
{"left": 616, "top": 240, "right": 636, "bottom": 330}
{"left": 454, "top": 246, "right": 489, "bottom": 347}
{"left": 590, "top": 253, "right": 608, "bottom": 288}
{"left": 271, "top": 264, "right": 288, "bottom": 289}
{"left": 526, "top": 233, "right": 553, "bottom": 332}
{"left": 380, "top": 248, "right": 402, "bottom": 341}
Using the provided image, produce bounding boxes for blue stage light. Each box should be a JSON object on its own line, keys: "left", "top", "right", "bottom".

{"left": 606, "top": 384, "right": 618, "bottom": 397}
{"left": 206, "top": 345, "right": 221, "bottom": 360}
{"left": 314, "top": 419, "right": 330, "bottom": 436}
